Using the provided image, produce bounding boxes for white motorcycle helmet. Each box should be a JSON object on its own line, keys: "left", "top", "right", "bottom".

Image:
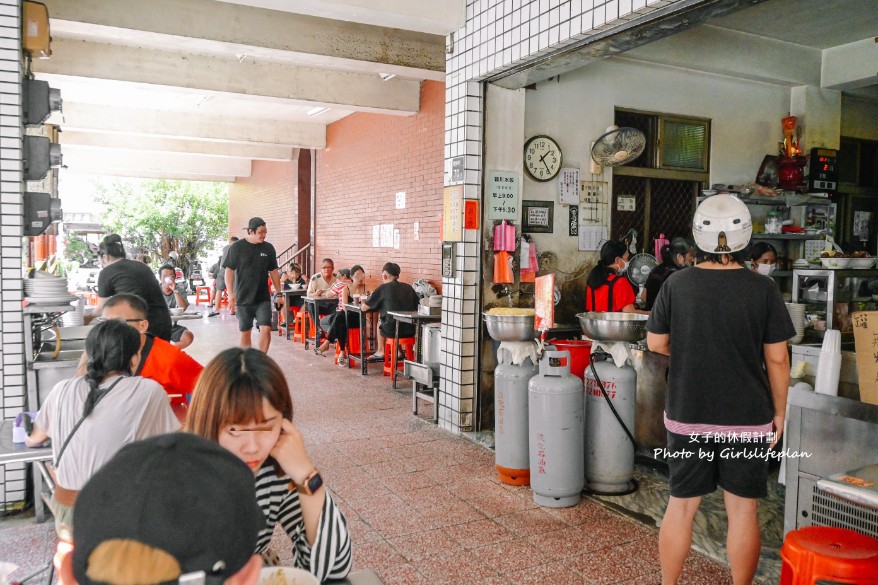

{"left": 692, "top": 195, "right": 752, "bottom": 254}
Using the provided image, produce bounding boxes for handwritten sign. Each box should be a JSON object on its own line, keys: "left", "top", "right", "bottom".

{"left": 852, "top": 311, "right": 878, "bottom": 405}
{"left": 487, "top": 171, "right": 520, "bottom": 220}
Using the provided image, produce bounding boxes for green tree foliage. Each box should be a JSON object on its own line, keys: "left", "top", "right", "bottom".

{"left": 96, "top": 179, "right": 228, "bottom": 274}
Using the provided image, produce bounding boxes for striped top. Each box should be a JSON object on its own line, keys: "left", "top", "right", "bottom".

{"left": 254, "top": 466, "right": 352, "bottom": 582}
{"left": 330, "top": 281, "right": 349, "bottom": 312}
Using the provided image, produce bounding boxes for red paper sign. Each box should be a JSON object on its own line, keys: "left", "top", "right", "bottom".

{"left": 534, "top": 274, "right": 555, "bottom": 331}
{"left": 464, "top": 200, "right": 479, "bottom": 230}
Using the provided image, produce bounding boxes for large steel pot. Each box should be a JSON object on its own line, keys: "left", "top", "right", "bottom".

{"left": 483, "top": 313, "right": 536, "bottom": 341}
{"left": 576, "top": 312, "right": 648, "bottom": 343}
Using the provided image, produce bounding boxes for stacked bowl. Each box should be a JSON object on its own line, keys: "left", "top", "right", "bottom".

{"left": 785, "top": 302, "right": 806, "bottom": 344}
{"left": 25, "top": 273, "right": 75, "bottom": 305}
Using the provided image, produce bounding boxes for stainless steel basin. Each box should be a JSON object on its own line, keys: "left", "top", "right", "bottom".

{"left": 576, "top": 312, "right": 649, "bottom": 343}
{"left": 35, "top": 349, "right": 84, "bottom": 363}
{"left": 483, "top": 313, "right": 536, "bottom": 341}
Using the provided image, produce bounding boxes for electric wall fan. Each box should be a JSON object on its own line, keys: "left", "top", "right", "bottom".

{"left": 590, "top": 126, "right": 647, "bottom": 167}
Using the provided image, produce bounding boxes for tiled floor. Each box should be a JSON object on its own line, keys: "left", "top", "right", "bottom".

{"left": 1, "top": 309, "right": 742, "bottom": 584}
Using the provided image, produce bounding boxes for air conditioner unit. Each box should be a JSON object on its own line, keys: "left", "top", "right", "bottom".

{"left": 23, "top": 135, "right": 62, "bottom": 181}
{"left": 23, "top": 78, "right": 62, "bottom": 126}
{"left": 24, "top": 192, "right": 62, "bottom": 236}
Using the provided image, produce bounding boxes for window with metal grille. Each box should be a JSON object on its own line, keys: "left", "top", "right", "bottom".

{"left": 610, "top": 176, "right": 698, "bottom": 252}
{"left": 615, "top": 109, "right": 710, "bottom": 173}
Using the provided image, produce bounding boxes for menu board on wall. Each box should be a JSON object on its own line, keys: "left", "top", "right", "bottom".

{"left": 442, "top": 185, "right": 463, "bottom": 241}
{"left": 487, "top": 171, "right": 520, "bottom": 220}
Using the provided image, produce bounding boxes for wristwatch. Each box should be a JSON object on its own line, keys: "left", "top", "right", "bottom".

{"left": 293, "top": 469, "right": 323, "bottom": 496}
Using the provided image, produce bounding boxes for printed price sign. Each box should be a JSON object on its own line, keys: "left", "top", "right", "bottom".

{"left": 487, "top": 171, "right": 520, "bottom": 220}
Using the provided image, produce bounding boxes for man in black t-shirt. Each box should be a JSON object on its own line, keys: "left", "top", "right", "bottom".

{"left": 361, "top": 262, "right": 420, "bottom": 360}
{"left": 222, "top": 217, "right": 282, "bottom": 352}
{"left": 89, "top": 233, "right": 173, "bottom": 341}
{"left": 646, "top": 196, "right": 794, "bottom": 585}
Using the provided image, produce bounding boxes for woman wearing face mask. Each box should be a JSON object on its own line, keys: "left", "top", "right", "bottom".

{"left": 585, "top": 239, "right": 647, "bottom": 313}
{"left": 185, "top": 348, "right": 352, "bottom": 582}
{"left": 644, "top": 237, "right": 696, "bottom": 311}
{"left": 749, "top": 242, "right": 778, "bottom": 277}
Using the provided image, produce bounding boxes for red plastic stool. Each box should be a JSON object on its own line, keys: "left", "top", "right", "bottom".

{"left": 293, "top": 310, "right": 315, "bottom": 345}
{"left": 279, "top": 305, "right": 299, "bottom": 337}
{"left": 334, "top": 328, "right": 361, "bottom": 367}
{"left": 383, "top": 337, "right": 415, "bottom": 377}
{"left": 216, "top": 289, "right": 230, "bottom": 309}
{"left": 780, "top": 526, "right": 878, "bottom": 585}
{"left": 194, "top": 286, "right": 212, "bottom": 305}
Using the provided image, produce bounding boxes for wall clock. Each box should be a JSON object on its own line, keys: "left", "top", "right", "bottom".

{"left": 524, "top": 135, "right": 562, "bottom": 182}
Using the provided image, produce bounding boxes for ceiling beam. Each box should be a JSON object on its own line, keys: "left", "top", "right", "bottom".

{"left": 62, "top": 168, "right": 239, "bottom": 183}
{"left": 59, "top": 131, "right": 294, "bottom": 161}
{"left": 216, "top": 0, "right": 465, "bottom": 36}
{"left": 61, "top": 147, "right": 253, "bottom": 178}
{"left": 822, "top": 37, "right": 878, "bottom": 91}
{"left": 43, "top": 0, "right": 445, "bottom": 74}
{"left": 51, "top": 102, "right": 327, "bottom": 148}
{"left": 33, "top": 38, "right": 422, "bottom": 115}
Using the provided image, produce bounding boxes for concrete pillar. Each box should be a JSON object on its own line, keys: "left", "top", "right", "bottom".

{"left": 790, "top": 85, "right": 842, "bottom": 151}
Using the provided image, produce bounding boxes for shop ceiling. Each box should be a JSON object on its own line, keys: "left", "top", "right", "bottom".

{"left": 34, "top": 0, "right": 876, "bottom": 182}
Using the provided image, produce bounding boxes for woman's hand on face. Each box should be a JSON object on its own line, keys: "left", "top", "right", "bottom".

{"left": 270, "top": 419, "right": 315, "bottom": 483}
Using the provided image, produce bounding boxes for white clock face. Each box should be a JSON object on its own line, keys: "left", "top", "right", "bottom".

{"left": 524, "top": 135, "right": 562, "bottom": 182}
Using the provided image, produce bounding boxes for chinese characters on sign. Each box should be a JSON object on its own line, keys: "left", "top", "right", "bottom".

{"left": 442, "top": 185, "right": 463, "bottom": 241}
{"left": 487, "top": 171, "right": 520, "bottom": 220}
{"left": 852, "top": 311, "right": 878, "bottom": 405}
{"left": 559, "top": 168, "right": 580, "bottom": 205}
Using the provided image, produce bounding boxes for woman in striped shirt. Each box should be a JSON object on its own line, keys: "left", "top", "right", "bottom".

{"left": 185, "top": 348, "right": 352, "bottom": 582}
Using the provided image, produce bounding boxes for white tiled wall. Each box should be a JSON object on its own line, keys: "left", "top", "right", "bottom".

{"left": 440, "top": 0, "right": 683, "bottom": 433}
{"left": 0, "top": 0, "right": 25, "bottom": 507}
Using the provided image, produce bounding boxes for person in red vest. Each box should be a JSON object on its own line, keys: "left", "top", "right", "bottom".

{"left": 585, "top": 239, "right": 645, "bottom": 313}
{"left": 76, "top": 293, "right": 203, "bottom": 420}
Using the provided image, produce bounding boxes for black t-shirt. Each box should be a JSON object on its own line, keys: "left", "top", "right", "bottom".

{"left": 643, "top": 263, "right": 680, "bottom": 311}
{"left": 222, "top": 239, "right": 278, "bottom": 305}
{"left": 646, "top": 267, "right": 795, "bottom": 426}
{"left": 365, "top": 280, "right": 420, "bottom": 333}
{"left": 97, "top": 259, "right": 173, "bottom": 341}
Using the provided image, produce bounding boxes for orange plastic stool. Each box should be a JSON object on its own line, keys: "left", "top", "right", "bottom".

{"left": 293, "top": 310, "right": 315, "bottom": 345}
{"left": 780, "top": 526, "right": 878, "bottom": 585}
{"left": 334, "top": 328, "right": 361, "bottom": 367}
{"left": 383, "top": 337, "right": 415, "bottom": 377}
{"left": 279, "top": 305, "right": 299, "bottom": 337}
{"left": 194, "top": 286, "right": 212, "bottom": 305}
{"left": 215, "top": 289, "right": 230, "bottom": 309}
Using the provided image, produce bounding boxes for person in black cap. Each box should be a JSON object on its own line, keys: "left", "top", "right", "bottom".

{"left": 222, "top": 218, "right": 283, "bottom": 352}
{"left": 360, "top": 262, "right": 420, "bottom": 360}
{"left": 56, "top": 433, "right": 264, "bottom": 585}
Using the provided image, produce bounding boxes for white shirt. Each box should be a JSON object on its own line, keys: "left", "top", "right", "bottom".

{"left": 35, "top": 375, "right": 180, "bottom": 489}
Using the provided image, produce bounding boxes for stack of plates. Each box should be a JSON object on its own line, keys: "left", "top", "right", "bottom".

{"left": 25, "top": 273, "right": 75, "bottom": 305}
{"left": 786, "top": 302, "right": 806, "bottom": 344}
{"left": 62, "top": 296, "right": 85, "bottom": 327}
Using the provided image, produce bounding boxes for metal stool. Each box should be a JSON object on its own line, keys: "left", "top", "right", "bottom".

{"left": 194, "top": 286, "right": 212, "bottom": 305}
{"left": 780, "top": 526, "right": 878, "bottom": 584}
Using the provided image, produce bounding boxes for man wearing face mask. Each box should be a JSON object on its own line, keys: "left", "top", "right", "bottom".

{"left": 749, "top": 242, "right": 779, "bottom": 277}
{"left": 585, "top": 239, "right": 648, "bottom": 314}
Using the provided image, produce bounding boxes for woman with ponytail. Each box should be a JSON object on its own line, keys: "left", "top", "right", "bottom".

{"left": 26, "top": 319, "right": 179, "bottom": 541}
{"left": 585, "top": 239, "right": 642, "bottom": 313}
{"left": 87, "top": 233, "right": 174, "bottom": 341}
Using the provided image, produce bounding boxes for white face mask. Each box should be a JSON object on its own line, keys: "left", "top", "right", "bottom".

{"left": 756, "top": 263, "right": 776, "bottom": 276}
{"left": 616, "top": 260, "right": 628, "bottom": 275}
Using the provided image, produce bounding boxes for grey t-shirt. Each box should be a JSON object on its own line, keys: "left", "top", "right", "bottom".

{"left": 647, "top": 267, "right": 795, "bottom": 427}
{"left": 35, "top": 375, "right": 180, "bottom": 489}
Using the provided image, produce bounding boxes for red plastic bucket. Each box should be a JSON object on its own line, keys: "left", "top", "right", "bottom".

{"left": 550, "top": 340, "right": 592, "bottom": 380}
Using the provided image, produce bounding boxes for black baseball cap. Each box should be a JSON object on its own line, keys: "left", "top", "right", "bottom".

{"left": 73, "top": 433, "right": 264, "bottom": 585}
{"left": 245, "top": 217, "right": 266, "bottom": 231}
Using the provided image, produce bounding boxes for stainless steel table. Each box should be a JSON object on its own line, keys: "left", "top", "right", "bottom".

{"left": 342, "top": 303, "right": 378, "bottom": 375}
{"left": 329, "top": 569, "right": 385, "bottom": 584}
{"left": 0, "top": 419, "right": 54, "bottom": 522}
{"left": 302, "top": 297, "right": 339, "bottom": 350}
{"left": 170, "top": 312, "right": 203, "bottom": 323}
{"left": 280, "top": 289, "right": 307, "bottom": 340}
{"left": 386, "top": 311, "right": 441, "bottom": 390}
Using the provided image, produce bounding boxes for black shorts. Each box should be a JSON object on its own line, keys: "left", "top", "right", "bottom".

{"left": 378, "top": 319, "right": 416, "bottom": 339}
{"left": 236, "top": 301, "right": 272, "bottom": 332}
{"left": 170, "top": 324, "right": 188, "bottom": 343}
{"left": 666, "top": 431, "right": 770, "bottom": 499}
